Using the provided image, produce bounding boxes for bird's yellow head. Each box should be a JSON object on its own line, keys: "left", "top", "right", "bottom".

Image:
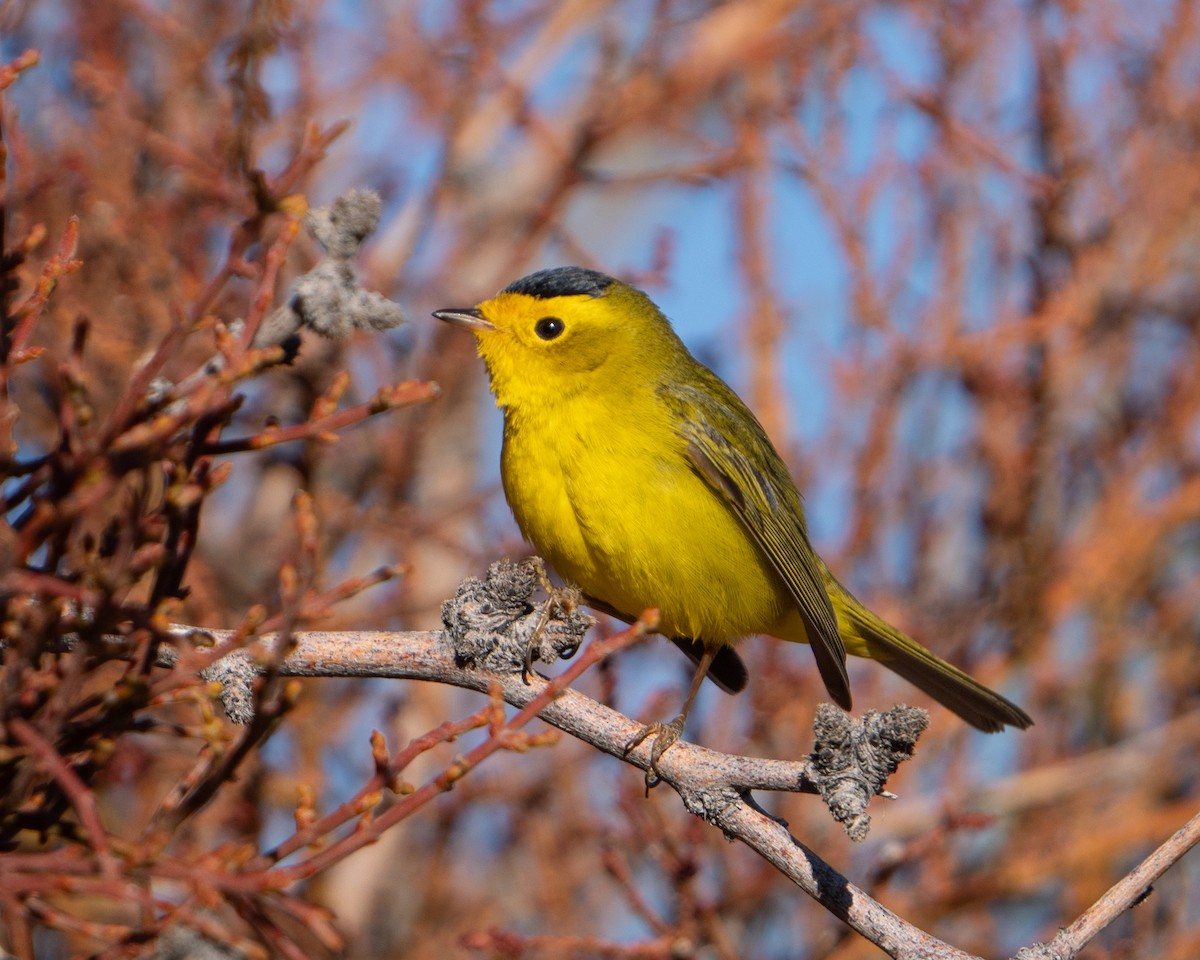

{"left": 433, "top": 266, "right": 687, "bottom": 410}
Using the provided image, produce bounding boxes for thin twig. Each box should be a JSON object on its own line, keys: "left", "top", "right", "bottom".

{"left": 8, "top": 718, "right": 120, "bottom": 882}
{"left": 196, "top": 380, "right": 440, "bottom": 455}
{"left": 1017, "top": 808, "right": 1200, "bottom": 960}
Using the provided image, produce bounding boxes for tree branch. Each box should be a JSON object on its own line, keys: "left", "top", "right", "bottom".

{"left": 180, "top": 624, "right": 964, "bottom": 955}
{"left": 174, "top": 621, "right": 968, "bottom": 956}
{"left": 132, "top": 558, "right": 971, "bottom": 958}
{"left": 38, "top": 554, "right": 1200, "bottom": 958}
{"left": 1016, "top": 808, "right": 1200, "bottom": 960}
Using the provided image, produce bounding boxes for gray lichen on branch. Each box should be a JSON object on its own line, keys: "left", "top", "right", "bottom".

{"left": 253, "top": 189, "right": 406, "bottom": 348}
{"left": 810, "top": 705, "right": 929, "bottom": 842}
{"left": 441, "top": 557, "right": 593, "bottom": 675}
{"left": 199, "top": 647, "right": 260, "bottom": 725}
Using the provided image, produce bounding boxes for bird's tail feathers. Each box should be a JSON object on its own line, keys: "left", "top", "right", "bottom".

{"left": 837, "top": 588, "right": 1033, "bottom": 733}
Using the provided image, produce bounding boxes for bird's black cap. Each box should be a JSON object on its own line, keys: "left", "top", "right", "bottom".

{"left": 502, "top": 266, "right": 615, "bottom": 300}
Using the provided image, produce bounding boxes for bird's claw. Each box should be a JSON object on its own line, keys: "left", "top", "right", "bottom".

{"left": 624, "top": 714, "right": 686, "bottom": 793}
{"left": 522, "top": 559, "right": 581, "bottom": 684}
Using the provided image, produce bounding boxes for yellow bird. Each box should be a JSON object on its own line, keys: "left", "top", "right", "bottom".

{"left": 434, "top": 267, "right": 1031, "bottom": 772}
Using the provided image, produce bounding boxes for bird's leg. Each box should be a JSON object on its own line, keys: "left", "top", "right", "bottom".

{"left": 624, "top": 645, "right": 716, "bottom": 790}
{"left": 524, "top": 558, "right": 580, "bottom": 683}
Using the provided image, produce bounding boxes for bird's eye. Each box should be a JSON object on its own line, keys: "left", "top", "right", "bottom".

{"left": 534, "top": 316, "right": 565, "bottom": 341}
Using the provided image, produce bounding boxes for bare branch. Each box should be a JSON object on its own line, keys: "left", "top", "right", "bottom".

{"left": 173, "top": 620, "right": 957, "bottom": 955}
{"left": 82, "top": 554, "right": 950, "bottom": 958}
{"left": 1017, "top": 809, "right": 1200, "bottom": 960}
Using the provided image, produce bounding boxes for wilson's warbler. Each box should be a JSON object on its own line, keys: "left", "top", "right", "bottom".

{"left": 434, "top": 266, "right": 1032, "bottom": 773}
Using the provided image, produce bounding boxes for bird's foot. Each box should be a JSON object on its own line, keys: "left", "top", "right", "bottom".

{"left": 523, "top": 559, "right": 582, "bottom": 683}
{"left": 624, "top": 714, "right": 686, "bottom": 793}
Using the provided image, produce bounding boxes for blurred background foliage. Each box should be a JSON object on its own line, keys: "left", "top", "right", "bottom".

{"left": 2, "top": 0, "right": 1199, "bottom": 957}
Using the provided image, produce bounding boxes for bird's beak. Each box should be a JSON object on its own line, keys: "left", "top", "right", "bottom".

{"left": 432, "top": 307, "right": 494, "bottom": 332}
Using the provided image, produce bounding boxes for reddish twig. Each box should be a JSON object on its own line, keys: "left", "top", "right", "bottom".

{"left": 196, "top": 380, "right": 441, "bottom": 456}
{"left": 263, "top": 617, "right": 652, "bottom": 886}
{"left": 259, "top": 707, "right": 496, "bottom": 867}
{"left": 0, "top": 48, "right": 40, "bottom": 91}
{"left": 239, "top": 213, "right": 303, "bottom": 349}
{"left": 5, "top": 217, "right": 82, "bottom": 364}
{"left": 186, "top": 121, "right": 349, "bottom": 327}
{"left": 7, "top": 718, "right": 120, "bottom": 881}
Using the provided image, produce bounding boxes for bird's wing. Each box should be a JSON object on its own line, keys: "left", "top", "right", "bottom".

{"left": 661, "top": 377, "right": 851, "bottom": 709}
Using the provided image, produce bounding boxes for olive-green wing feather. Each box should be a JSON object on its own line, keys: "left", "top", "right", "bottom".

{"left": 661, "top": 377, "right": 851, "bottom": 710}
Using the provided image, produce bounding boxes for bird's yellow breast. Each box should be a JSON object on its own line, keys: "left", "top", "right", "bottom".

{"left": 499, "top": 388, "right": 791, "bottom": 645}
